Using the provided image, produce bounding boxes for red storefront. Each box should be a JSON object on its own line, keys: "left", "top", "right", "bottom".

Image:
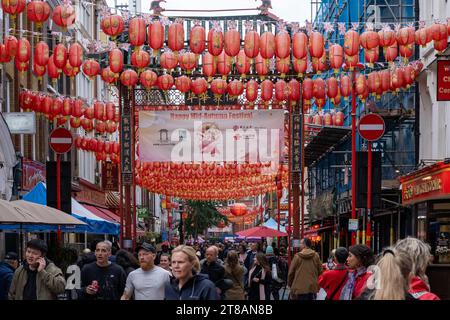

{"left": 400, "top": 161, "right": 450, "bottom": 299}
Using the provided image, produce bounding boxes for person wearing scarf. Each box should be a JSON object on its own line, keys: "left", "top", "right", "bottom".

{"left": 247, "top": 252, "right": 272, "bottom": 300}
{"left": 340, "top": 244, "right": 375, "bottom": 300}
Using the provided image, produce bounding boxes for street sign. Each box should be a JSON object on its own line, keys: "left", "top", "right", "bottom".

{"left": 49, "top": 127, "right": 73, "bottom": 154}
{"left": 358, "top": 113, "right": 385, "bottom": 141}
{"left": 349, "top": 219, "right": 359, "bottom": 231}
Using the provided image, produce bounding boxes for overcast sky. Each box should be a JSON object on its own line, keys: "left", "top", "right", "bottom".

{"left": 107, "top": 0, "right": 313, "bottom": 24}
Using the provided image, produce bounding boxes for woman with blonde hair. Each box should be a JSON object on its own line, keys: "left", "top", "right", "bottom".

{"left": 164, "top": 245, "right": 218, "bottom": 300}
{"left": 394, "top": 237, "right": 440, "bottom": 300}
{"left": 224, "top": 250, "right": 246, "bottom": 300}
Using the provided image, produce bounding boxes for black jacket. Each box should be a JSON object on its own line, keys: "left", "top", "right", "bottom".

{"left": 200, "top": 260, "right": 225, "bottom": 285}
{"left": 0, "top": 262, "right": 14, "bottom": 300}
{"left": 79, "top": 262, "right": 126, "bottom": 300}
{"left": 165, "top": 273, "right": 219, "bottom": 300}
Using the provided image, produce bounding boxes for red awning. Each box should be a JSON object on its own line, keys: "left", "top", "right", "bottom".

{"left": 82, "top": 204, "right": 121, "bottom": 224}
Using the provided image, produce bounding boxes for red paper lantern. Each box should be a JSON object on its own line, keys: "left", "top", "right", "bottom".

{"left": 62, "top": 98, "right": 73, "bottom": 117}
{"left": 360, "top": 30, "right": 379, "bottom": 50}
{"left": 415, "top": 28, "right": 428, "bottom": 47}
{"left": 140, "top": 69, "right": 158, "bottom": 89}
{"left": 68, "top": 42, "right": 83, "bottom": 70}
{"left": 160, "top": 51, "right": 178, "bottom": 72}
{"left": 259, "top": 31, "right": 275, "bottom": 60}
{"left": 93, "top": 101, "right": 105, "bottom": 120}
{"left": 0, "top": 44, "right": 10, "bottom": 63}
{"left": 5, "top": 35, "right": 18, "bottom": 57}
{"left": 41, "top": 95, "right": 53, "bottom": 114}
{"left": 344, "top": 54, "right": 359, "bottom": 70}
{"left": 334, "top": 111, "right": 344, "bottom": 126}
{"left": 191, "top": 78, "right": 208, "bottom": 96}
{"left": 309, "top": 31, "right": 324, "bottom": 58}
{"left": 179, "top": 52, "right": 197, "bottom": 74}
{"left": 33, "top": 62, "right": 46, "bottom": 79}
{"left": 148, "top": 20, "right": 165, "bottom": 55}
{"left": 109, "top": 48, "right": 123, "bottom": 74}
{"left": 189, "top": 24, "right": 206, "bottom": 55}
{"left": 236, "top": 49, "right": 250, "bottom": 78}
{"left": 224, "top": 27, "right": 240, "bottom": 57}
{"left": 70, "top": 117, "right": 81, "bottom": 129}
{"left": 323, "top": 113, "right": 332, "bottom": 126}
{"left": 326, "top": 77, "right": 339, "bottom": 102}
{"left": 385, "top": 41, "right": 398, "bottom": 63}
{"left": 399, "top": 44, "right": 414, "bottom": 61}
{"left": 313, "top": 78, "right": 326, "bottom": 100}
{"left": 72, "top": 99, "right": 85, "bottom": 118}
{"left": 208, "top": 27, "right": 224, "bottom": 57}
{"left": 255, "top": 53, "right": 269, "bottom": 79}
{"left": 96, "top": 140, "right": 105, "bottom": 153}
{"left": 128, "top": 17, "right": 146, "bottom": 49}
{"left": 378, "top": 29, "right": 396, "bottom": 48}
{"left": 431, "top": 23, "right": 448, "bottom": 41}
{"left": 105, "top": 102, "right": 115, "bottom": 121}
{"left": 260, "top": 79, "right": 274, "bottom": 104}
{"left": 210, "top": 78, "right": 228, "bottom": 98}
{"left": 106, "top": 121, "right": 118, "bottom": 134}
{"left": 131, "top": 50, "right": 150, "bottom": 71}
{"left": 344, "top": 30, "right": 360, "bottom": 56}
{"left": 356, "top": 74, "right": 367, "bottom": 99}
{"left": 313, "top": 113, "right": 323, "bottom": 125}
{"left": 16, "top": 38, "right": 30, "bottom": 63}
{"left": 230, "top": 203, "right": 247, "bottom": 216}
{"left": 101, "top": 67, "right": 117, "bottom": 84}
{"left": 312, "top": 51, "right": 327, "bottom": 74}
{"left": 50, "top": 97, "right": 62, "bottom": 117}
{"left": 63, "top": 59, "right": 78, "bottom": 78}
{"left": 434, "top": 38, "right": 448, "bottom": 53}
{"left": 403, "top": 65, "right": 415, "bottom": 88}
{"left": 246, "top": 80, "right": 258, "bottom": 104}
{"left": 34, "top": 41, "right": 49, "bottom": 66}
{"left": 53, "top": 43, "right": 67, "bottom": 70}
{"left": 293, "top": 57, "right": 307, "bottom": 77}
{"left": 2, "top": 0, "right": 25, "bottom": 16}
{"left": 202, "top": 52, "right": 216, "bottom": 81}
{"left": 329, "top": 44, "right": 344, "bottom": 73}
{"left": 380, "top": 69, "right": 391, "bottom": 93}
{"left": 217, "top": 51, "right": 232, "bottom": 77}
{"left": 120, "top": 69, "right": 138, "bottom": 88}
{"left": 275, "top": 79, "right": 289, "bottom": 102}
{"left": 275, "top": 29, "right": 291, "bottom": 60}
{"left": 15, "top": 57, "right": 28, "bottom": 73}
{"left": 157, "top": 74, "right": 174, "bottom": 91}
{"left": 47, "top": 54, "right": 59, "bottom": 81}
{"left": 95, "top": 120, "right": 106, "bottom": 134}
{"left": 276, "top": 57, "right": 290, "bottom": 77}
{"left": 340, "top": 75, "right": 352, "bottom": 100}
{"left": 364, "top": 47, "right": 379, "bottom": 67}
{"left": 390, "top": 68, "right": 404, "bottom": 92}
{"left": 292, "top": 31, "right": 308, "bottom": 59}
{"left": 368, "top": 71, "right": 381, "bottom": 96}
{"left": 244, "top": 30, "right": 260, "bottom": 60}
{"left": 227, "top": 79, "right": 244, "bottom": 99}
{"left": 82, "top": 59, "right": 100, "bottom": 79}
{"left": 397, "top": 27, "right": 415, "bottom": 46}
{"left": 52, "top": 3, "right": 76, "bottom": 28}
{"left": 81, "top": 118, "right": 94, "bottom": 132}
{"left": 175, "top": 75, "right": 192, "bottom": 93}
{"left": 302, "top": 78, "right": 314, "bottom": 101}
{"left": 101, "top": 14, "right": 124, "bottom": 39}
{"left": 168, "top": 22, "right": 184, "bottom": 53}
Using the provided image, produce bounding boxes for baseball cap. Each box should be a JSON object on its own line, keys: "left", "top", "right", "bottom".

{"left": 137, "top": 242, "right": 156, "bottom": 253}
{"left": 27, "top": 239, "right": 48, "bottom": 254}
{"left": 5, "top": 252, "right": 18, "bottom": 261}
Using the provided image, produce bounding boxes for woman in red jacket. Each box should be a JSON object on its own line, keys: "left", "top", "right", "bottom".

{"left": 318, "top": 247, "right": 349, "bottom": 300}
{"left": 394, "top": 237, "right": 440, "bottom": 300}
{"left": 339, "top": 244, "right": 375, "bottom": 300}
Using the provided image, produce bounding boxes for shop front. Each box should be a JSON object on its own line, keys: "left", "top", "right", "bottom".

{"left": 400, "top": 161, "right": 450, "bottom": 299}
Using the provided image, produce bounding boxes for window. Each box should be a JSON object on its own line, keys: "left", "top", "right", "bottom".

{"left": 78, "top": 2, "right": 93, "bottom": 36}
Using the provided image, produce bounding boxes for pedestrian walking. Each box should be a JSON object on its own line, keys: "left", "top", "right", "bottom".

{"left": 165, "top": 245, "right": 218, "bottom": 300}
{"left": 224, "top": 250, "right": 246, "bottom": 300}
{"left": 265, "top": 246, "right": 283, "bottom": 300}
{"left": 115, "top": 249, "right": 139, "bottom": 276}
{"left": 238, "top": 244, "right": 248, "bottom": 265}
{"left": 394, "top": 237, "right": 440, "bottom": 300}
{"left": 317, "top": 247, "right": 349, "bottom": 300}
{"left": 200, "top": 245, "right": 228, "bottom": 298}
{"left": 8, "top": 239, "right": 66, "bottom": 300}
{"left": 339, "top": 244, "right": 375, "bottom": 300}
{"left": 287, "top": 238, "right": 322, "bottom": 300}
{"left": 247, "top": 252, "right": 272, "bottom": 301}
{"left": 244, "top": 243, "right": 258, "bottom": 271}
{"left": 0, "top": 252, "right": 19, "bottom": 300}
{"left": 80, "top": 241, "right": 126, "bottom": 300}
{"left": 121, "top": 243, "right": 170, "bottom": 300}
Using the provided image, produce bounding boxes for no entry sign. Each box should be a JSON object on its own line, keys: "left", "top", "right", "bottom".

{"left": 49, "top": 127, "right": 73, "bottom": 154}
{"left": 358, "top": 114, "right": 385, "bottom": 141}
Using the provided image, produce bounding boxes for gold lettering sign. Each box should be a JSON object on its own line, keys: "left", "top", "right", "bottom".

{"left": 404, "top": 178, "right": 442, "bottom": 201}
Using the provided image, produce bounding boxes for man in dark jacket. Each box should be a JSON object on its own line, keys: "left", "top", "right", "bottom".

{"left": 244, "top": 243, "right": 258, "bottom": 271}
{"left": 0, "top": 252, "right": 19, "bottom": 300}
{"left": 200, "top": 246, "right": 226, "bottom": 298}
{"left": 288, "top": 238, "right": 322, "bottom": 300}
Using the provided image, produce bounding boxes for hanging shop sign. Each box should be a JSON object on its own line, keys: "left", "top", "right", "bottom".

{"left": 400, "top": 162, "right": 450, "bottom": 205}
{"left": 102, "top": 161, "right": 118, "bottom": 192}
{"left": 3, "top": 112, "right": 36, "bottom": 134}
{"left": 437, "top": 60, "right": 450, "bottom": 101}
{"left": 348, "top": 219, "right": 359, "bottom": 231}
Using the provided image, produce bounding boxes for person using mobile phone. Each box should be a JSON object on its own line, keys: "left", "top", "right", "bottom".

{"left": 8, "top": 239, "right": 66, "bottom": 300}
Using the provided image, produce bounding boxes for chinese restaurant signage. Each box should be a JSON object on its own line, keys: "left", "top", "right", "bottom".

{"left": 437, "top": 60, "right": 450, "bottom": 101}
{"left": 102, "top": 161, "right": 118, "bottom": 192}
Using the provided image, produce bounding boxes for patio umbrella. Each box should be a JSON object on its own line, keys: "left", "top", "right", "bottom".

{"left": 235, "top": 226, "right": 288, "bottom": 238}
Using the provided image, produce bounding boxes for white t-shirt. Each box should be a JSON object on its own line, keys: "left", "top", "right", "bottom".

{"left": 124, "top": 266, "right": 171, "bottom": 300}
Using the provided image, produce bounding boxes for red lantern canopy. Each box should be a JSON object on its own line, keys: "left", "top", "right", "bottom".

{"left": 128, "top": 17, "right": 146, "bottom": 49}
{"left": 101, "top": 67, "right": 117, "bottom": 84}
{"left": 191, "top": 78, "right": 208, "bottom": 96}
{"left": 175, "top": 75, "right": 192, "bottom": 93}
{"left": 217, "top": 51, "right": 232, "bottom": 77}
{"left": 100, "top": 14, "right": 124, "bottom": 39}
{"left": 0, "top": 44, "right": 10, "bottom": 63}
{"left": 260, "top": 79, "right": 274, "bottom": 105}
{"left": 68, "top": 42, "right": 83, "bottom": 71}
{"left": 52, "top": 3, "right": 76, "bottom": 29}
{"left": 120, "top": 69, "right": 138, "bottom": 88}
{"left": 309, "top": 31, "right": 324, "bottom": 58}
{"left": 329, "top": 44, "right": 344, "bottom": 73}
{"left": 259, "top": 31, "right": 275, "bottom": 60}
{"left": 340, "top": 75, "right": 352, "bottom": 100}
{"left": 246, "top": 80, "right": 258, "bottom": 104}
{"left": 160, "top": 51, "right": 178, "bottom": 72}
{"left": 5, "top": 35, "right": 18, "bottom": 57}
{"left": 302, "top": 78, "right": 314, "bottom": 102}
{"left": 255, "top": 53, "right": 269, "bottom": 79}
{"left": 82, "top": 59, "right": 100, "bottom": 80}
{"left": 360, "top": 30, "right": 379, "bottom": 50}
{"left": 244, "top": 30, "right": 260, "bottom": 60}
{"left": 227, "top": 79, "right": 244, "bottom": 99}
{"left": 109, "top": 48, "right": 123, "bottom": 74}
{"left": 288, "top": 78, "right": 301, "bottom": 102}
{"left": 16, "top": 38, "right": 31, "bottom": 64}
{"left": 397, "top": 27, "right": 415, "bottom": 46}
{"left": 230, "top": 203, "right": 247, "bottom": 216}
{"left": 292, "top": 31, "right": 308, "bottom": 59}
{"left": 326, "top": 77, "right": 339, "bottom": 103}
{"left": 168, "top": 21, "right": 185, "bottom": 54}
{"left": 344, "top": 30, "right": 360, "bottom": 56}
{"left": 33, "top": 62, "right": 46, "bottom": 79}
{"left": 189, "top": 24, "right": 206, "bottom": 55}
{"left": 208, "top": 27, "right": 224, "bottom": 57}
{"left": 148, "top": 20, "right": 165, "bottom": 55}
{"left": 140, "top": 69, "right": 158, "bottom": 89}
{"left": 224, "top": 25, "right": 240, "bottom": 58}
{"left": 34, "top": 41, "right": 49, "bottom": 66}
{"left": 179, "top": 52, "right": 197, "bottom": 74}
{"left": 236, "top": 49, "right": 250, "bottom": 78}
{"left": 157, "top": 74, "right": 174, "bottom": 91}
{"left": 47, "top": 54, "right": 59, "bottom": 82}
{"left": 275, "top": 79, "right": 289, "bottom": 102}
{"left": 131, "top": 50, "right": 150, "bottom": 71}
{"left": 2, "top": 0, "right": 25, "bottom": 17}
{"left": 293, "top": 57, "right": 307, "bottom": 77}
{"left": 53, "top": 43, "right": 67, "bottom": 70}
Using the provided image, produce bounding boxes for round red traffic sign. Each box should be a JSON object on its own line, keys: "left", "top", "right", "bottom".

{"left": 358, "top": 113, "right": 385, "bottom": 141}
{"left": 49, "top": 127, "right": 73, "bottom": 154}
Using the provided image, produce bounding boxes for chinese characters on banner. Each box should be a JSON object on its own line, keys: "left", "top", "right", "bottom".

{"left": 291, "top": 102, "right": 302, "bottom": 177}
{"left": 437, "top": 60, "right": 450, "bottom": 101}
{"left": 102, "top": 161, "right": 118, "bottom": 191}
{"left": 121, "top": 89, "right": 133, "bottom": 185}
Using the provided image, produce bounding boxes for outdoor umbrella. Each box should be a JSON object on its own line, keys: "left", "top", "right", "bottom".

{"left": 235, "top": 226, "right": 288, "bottom": 238}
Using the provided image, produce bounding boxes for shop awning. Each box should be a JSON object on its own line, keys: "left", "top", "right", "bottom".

{"left": 81, "top": 203, "right": 120, "bottom": 224}
{"left": 305, "top": 126, "right": 351, "bottom": 167}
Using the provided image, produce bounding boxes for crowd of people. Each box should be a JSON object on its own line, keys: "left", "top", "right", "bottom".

{"left": 0, "top": 236, "right": 440, "bottom": 300}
